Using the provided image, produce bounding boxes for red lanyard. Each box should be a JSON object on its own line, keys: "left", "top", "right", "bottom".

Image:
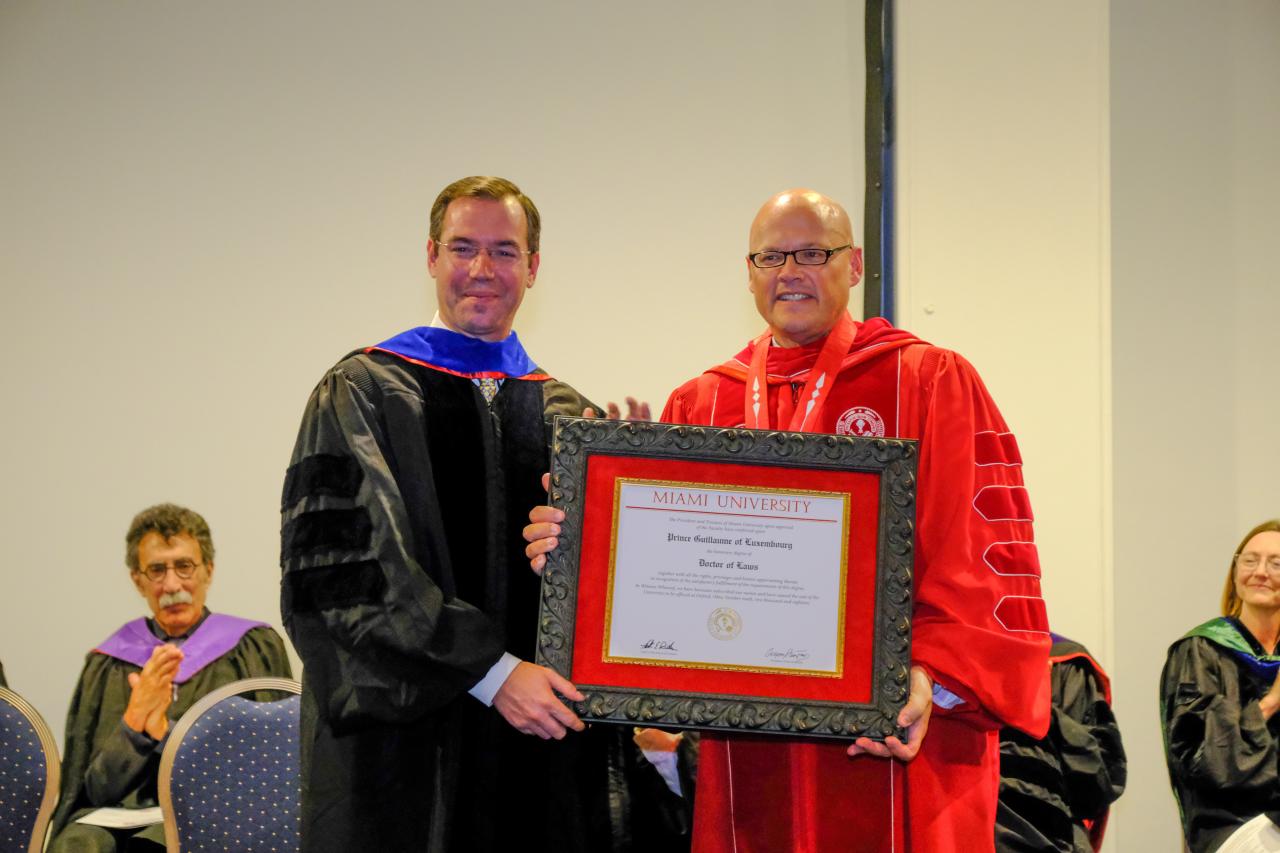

{"left": 743, "top": 314, "right": 856, "bottom": 432}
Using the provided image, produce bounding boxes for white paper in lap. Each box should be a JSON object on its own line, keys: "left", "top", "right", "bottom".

{"left": 604, "top": 479, "right": 849, "bottom": 676}
{"left": 76, "top": 807, "right": 163, "bottom": 829}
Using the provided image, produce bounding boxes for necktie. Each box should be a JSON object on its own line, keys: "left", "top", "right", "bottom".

{"left": 477, "top": 377, "right": 500, "bottom": 405}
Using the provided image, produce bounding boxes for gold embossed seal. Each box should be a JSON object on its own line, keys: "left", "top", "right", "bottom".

{"left": 707, "top": 607, "right": 742, "bottom": 640}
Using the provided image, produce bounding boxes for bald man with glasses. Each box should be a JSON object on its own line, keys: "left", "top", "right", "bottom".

{"left": 526, "top": 188, "right": 1052, "bottom": 852}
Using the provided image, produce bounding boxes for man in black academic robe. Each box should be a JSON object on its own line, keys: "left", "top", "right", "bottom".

{"left": 995, "top": 635, "right": 1127, "bottom": 853}
{"left": 49, "top": 503, "right": 291, "bottom": 853}
{"left": 282, "top": 177, "right": 682, "bottom": 853}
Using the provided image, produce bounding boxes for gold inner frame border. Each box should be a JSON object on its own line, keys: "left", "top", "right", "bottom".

{"left": 600, "top": 476, "right": 852, "bottom": 679}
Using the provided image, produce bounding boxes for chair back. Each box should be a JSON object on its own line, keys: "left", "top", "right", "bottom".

{"left": 158, "top": 677, "right": 302, "bottom": 853}
{"left": 0, "top": 686, "right": 60, "bottom": 853}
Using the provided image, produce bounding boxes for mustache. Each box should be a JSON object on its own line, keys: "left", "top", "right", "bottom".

{"left": 158, "top": 590, "right": 194, "bottom": 608}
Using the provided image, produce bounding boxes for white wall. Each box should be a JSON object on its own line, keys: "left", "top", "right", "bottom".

{"left": 1111, "top": 1, "right": 1280, "bottom": 849}
{"left": 0, "top": 0, "right": 865, "bottom": 742}
{"left": 896, "top": 1, "right": 1113, "bottom": 659}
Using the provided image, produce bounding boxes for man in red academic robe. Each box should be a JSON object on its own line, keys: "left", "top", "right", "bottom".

{"left": 527, "top": 189, "right": 1051, "bottom": 852}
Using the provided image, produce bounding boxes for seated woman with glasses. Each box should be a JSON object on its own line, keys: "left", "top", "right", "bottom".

{"left": 1162, "top": 520, "right": 1280, "bottom": 853}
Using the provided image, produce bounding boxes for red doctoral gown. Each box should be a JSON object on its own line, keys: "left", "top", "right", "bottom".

{"left": 662, "top": 317, "right": 1051, "bottom": 853}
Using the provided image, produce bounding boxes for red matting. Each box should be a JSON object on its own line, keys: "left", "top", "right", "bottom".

{"left": 571, "top": 453, "right": 882, "bottom": 704}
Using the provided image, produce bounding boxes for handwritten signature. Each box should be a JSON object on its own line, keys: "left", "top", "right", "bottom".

{"left": 641, "top": 639, "right": 679, "bottom": 652}
{"left": 765, "top": 647, "right": 811, "bottom": 663}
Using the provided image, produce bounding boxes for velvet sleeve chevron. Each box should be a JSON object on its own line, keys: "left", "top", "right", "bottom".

{"left": 279, "top": 358, "right": 505, "bottom": 733}
{"left": 909, "top": 350, "right": 1052, "bottom": 738}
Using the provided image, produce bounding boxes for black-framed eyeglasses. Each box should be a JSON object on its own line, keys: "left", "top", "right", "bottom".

{"left": 137, "top": 559, "right": 203, "bottom": 583}
{"left": 438, "top": 241, "right": 531, "bottom": 266}
{"left": 747, "top": 244, "right": 852, "bottom": 269}
{"left": 1235, "top": 553, "right": 1280, "bottom": 574}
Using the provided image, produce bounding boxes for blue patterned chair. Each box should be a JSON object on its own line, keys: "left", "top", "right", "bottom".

{"left": 0, "top": 686, "right": 60, "bottom": 853}
{"left": 157, "top": 677, "right": 302, "bottom": 853}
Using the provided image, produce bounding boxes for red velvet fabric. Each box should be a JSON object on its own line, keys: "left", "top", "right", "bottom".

{"left": 973, "top": 430, "right": 1023, "bottom": 467}
{"left": 663, "top": 321, "right": 1051, "bottom": 853}
{"left": 571, "top": 454, "right": 880, "bottom": 702}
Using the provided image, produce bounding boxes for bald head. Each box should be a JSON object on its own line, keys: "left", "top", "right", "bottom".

{"left": 749, "top": 189, "right": 854, "bottom": 249}
{"left": 745, "top": 188, "right": 863, "bottom": 347}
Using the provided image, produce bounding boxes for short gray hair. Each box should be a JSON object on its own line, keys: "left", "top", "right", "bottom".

{"left": 125, "top": 503, "right": 215, "bottom": 572}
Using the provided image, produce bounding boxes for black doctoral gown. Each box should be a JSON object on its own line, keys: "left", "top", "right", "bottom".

{"left": 47, "top": 626, "right": 291, "bottom": 852}
{"left": 1162, "top": 617, "right": 1280, "bottom": 853}
{"left": 995, "top": 637, "right": 1126, "bottom": 853}
{"left": 281, "top": 350, "right": 638, "bottom": 853}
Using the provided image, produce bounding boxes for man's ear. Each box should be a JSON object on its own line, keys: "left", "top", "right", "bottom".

{"left": 849, "top": 246, "right": 864, "bottom": 288}
{"left": 427, "top": 239, "right": 440, "bottom": 276}
{"left": 527, "top": 252, "right": 540, "bottom": 287}
{"left": 130, "top": 571, "right": 146, "bottom": 597}
{"left": 205, "top": 561, "right": 215, "bottom": 584}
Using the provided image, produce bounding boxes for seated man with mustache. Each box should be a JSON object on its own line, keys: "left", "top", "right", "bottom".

{"left": 48, "top": 503, "right": 292, "bottom": 853}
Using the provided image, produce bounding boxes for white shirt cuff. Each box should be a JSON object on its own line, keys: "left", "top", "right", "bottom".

{"left": 931, "top": 682, "right": 965, "bottom": 709}
{"left": 468, "top": 653, "right": 521, "bottom": 706}
{"left": 641, "top": 749, "right": 683, "bottom": 797}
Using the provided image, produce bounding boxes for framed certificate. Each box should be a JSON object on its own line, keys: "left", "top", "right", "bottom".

{"left": 535, "top": 417, "right": 917, "bottom": 741}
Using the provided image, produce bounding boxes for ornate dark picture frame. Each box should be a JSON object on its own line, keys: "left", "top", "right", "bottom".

{"left": 536, "top": 417, "right": 917, "bottom": 741}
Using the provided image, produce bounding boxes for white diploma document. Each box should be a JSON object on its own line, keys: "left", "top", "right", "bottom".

{"left": 604, "top": 480, "right": 850, "bottom": 676}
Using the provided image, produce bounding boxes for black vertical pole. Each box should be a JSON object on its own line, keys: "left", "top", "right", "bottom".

{"left": 863, "top": 0, "right": 895, "bottom": 323}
